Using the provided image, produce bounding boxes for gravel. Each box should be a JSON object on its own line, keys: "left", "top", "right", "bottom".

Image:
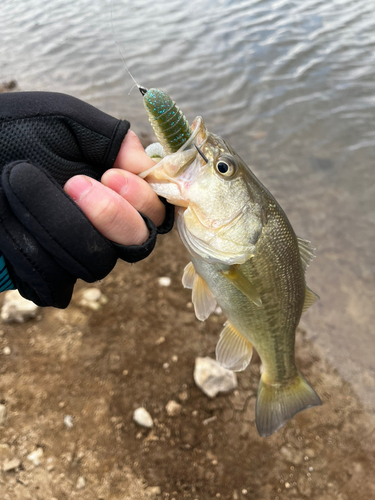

{"left": 79, "top": 287, "right": 108, "bottom": 310}
{"left": 27, "top": 448, "right": 44, "bottom": 466}
{"left": 3, "top": 457, "right": 21, "bottom": 472}
{"left": 133, "top": 407, "right": 153, "bottom": 428}
{"left": 165, "top": 400, "right": 182, "bottom": 417}
{"left": 194, "top": 357, "right": 238, "bottom": 398}
{"left": 1, "top": 290, "right": 39, "bottom": 323}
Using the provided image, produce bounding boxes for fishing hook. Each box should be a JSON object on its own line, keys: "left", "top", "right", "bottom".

{"left": 195, "top": 144, "right": 209, "bottom": 163}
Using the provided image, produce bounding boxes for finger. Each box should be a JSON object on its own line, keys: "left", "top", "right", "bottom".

{"left": 64, "top": 175, "right": 149, "bottom": 246}
{"left": 101, "top": 169, "right": 166, "bottom": 227}
{"left": 113, "top": 130, "right": 156, "bottom": 174}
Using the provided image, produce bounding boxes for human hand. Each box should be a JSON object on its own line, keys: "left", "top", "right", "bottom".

{"left": 0, "top": 92, "right": 173, "bottom": 308}
{"left": 64, "top": 130, "right": 166, "bottom": 246}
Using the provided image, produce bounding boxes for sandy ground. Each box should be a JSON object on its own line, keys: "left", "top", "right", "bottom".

{"left": 1, "top": 81, "right": 374, "bottom": 500}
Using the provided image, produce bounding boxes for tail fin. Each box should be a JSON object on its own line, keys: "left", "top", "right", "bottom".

{"left": 256, "top": 372, "right": 321, "bottom": 437}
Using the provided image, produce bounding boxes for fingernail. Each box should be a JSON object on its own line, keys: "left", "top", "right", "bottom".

{"left": 65, "top": 176, "right": 93, "bottom": 201}
{"left": 104, "top": 171, "right": 130, "bottom": 196}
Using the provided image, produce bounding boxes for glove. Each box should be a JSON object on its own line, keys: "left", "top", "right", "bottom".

{"left": 0, "top": 92, "right": 174, "bottom": 308}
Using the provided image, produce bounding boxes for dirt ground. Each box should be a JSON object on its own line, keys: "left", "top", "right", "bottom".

{"left": 0, "top": 227, "right": 375, "bottom": 500}
{"left": 0, "top": 81, "right": 374, "bottom": 500}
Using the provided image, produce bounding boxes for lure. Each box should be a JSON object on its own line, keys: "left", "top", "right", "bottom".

{"left": 142, "top": 88, "right": 192, "bottom": 155}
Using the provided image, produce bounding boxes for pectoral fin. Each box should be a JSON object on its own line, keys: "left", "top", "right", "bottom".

{"left": 216, "top": 322, "right": 253, "bottom": 372}
{"left": 182, "top": 262, "right": 196, "bottom": 289}
{"left": 302, "top": 286, "right": 319, "bottom": 312}
{"left": 182, "top": 262, "right": 217, "bottom": 320}
{"left": 220, "top": 265, "right": 262, "bottom": 307}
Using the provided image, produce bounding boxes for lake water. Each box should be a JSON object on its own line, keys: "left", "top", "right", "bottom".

{"left": 1, "top": 0, "right": 374, "bottom": 422}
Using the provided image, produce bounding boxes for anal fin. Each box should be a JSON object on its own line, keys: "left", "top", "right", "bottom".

{"left": 220, "top": 265, "right": 262, "bottom": 307}
{"left": 216, "top": 322, "right": 253, "bottom": 372}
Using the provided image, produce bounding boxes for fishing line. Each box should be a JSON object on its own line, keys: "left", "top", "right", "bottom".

{"left": 110, "top": 0, "right": 147, "bottom": 95}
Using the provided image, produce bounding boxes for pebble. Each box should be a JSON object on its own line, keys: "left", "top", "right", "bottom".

{"left": 64, "top": 415, "right": 74, "bottom": 429}
{"left": 178, "top": 391, "right": 188, "bottom": 402}
{"left": 145, "top": 486, "right": 162, "bottom": 497}
{"left": 133, "top": 407, "right": 153, "bottom": 428}
{"left": 3, "top": 457, "right": 21, "bottom": 472}
{"left": 194, "top": 357, "right": 237, "bottom": 398}
{"left": 27, "top": 447, "right": 44, "bottom": 466}
{"left": 79, "top": 288, "right": 108, "bottom": 311}
{"left": 165, "top": 400, "right": 182, "bottom": 417}
{"left": 3, "top": 346, "right": 11, "bottom": 355}
{"left": 0, "top": 444, "right": 11, "bottom": 460}
{"left": 158, "top": 277, "right": 171, "bottom": 287}
{"left": 155, "top": 336, "right": 165, "bottom": 345}
{"left": 280, "top": 445, "right": 303, "bottom": 465}
{"left": 76, "top": 476, "right": 86, "bottom": 489}
{"left": 1, "top": 290, "right": 39, "bottom": 323}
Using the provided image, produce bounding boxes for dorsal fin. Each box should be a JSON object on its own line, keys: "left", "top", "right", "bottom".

{"left": 297, "top": 237, "right": 315, "bottom": 272}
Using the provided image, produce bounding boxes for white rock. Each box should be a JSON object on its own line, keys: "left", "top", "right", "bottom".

{"left": 1, "top": 290, "right": 39, "bottom": 323}
{"left": 158, "top": 277, "right": 171, "bottom": 287}
{"left": 76, "top": 476, "right": 86, "bottom": 489}
{"left": 146, "top": 485, "right": 162, "bottom": 497}
{"left": 79, "top": 288, "right": 107, "bottom": 310}
{"left": 165, "top": 400, "right": 182, "bottom": 417}
{"left": 194, "top": 357, "right": 237, "bottom": 398}
{"left": 27, "top": 447, "right": 44, "bottom": 466}
{"left": 3, "top": 346, "right": 11, "bottom": 356}
{"left": 63, "top": 415, "right": 74, "bottom": 429}
{"left": 3, "top": 457, "right": 21, "bottom": 471}
{"left": 133, "top": 407, "right": 153, "bottom": 428}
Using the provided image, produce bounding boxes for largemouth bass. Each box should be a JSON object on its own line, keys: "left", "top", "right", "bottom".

{"left": 140, "top": 88, "right": 321, "bottom": 437}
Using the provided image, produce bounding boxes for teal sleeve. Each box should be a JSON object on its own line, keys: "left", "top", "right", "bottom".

{"left": 0, "top": 254, "right": 15, "bottom": 292}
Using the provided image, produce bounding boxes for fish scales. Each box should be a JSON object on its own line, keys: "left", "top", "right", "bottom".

{"left": 192, "top": 194, "right": 303, "bottom": 383}
{"left": 141, "top": 88, "right": 321, "bottom": 437}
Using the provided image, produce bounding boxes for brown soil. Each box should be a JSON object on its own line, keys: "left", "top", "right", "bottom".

{"left": 0, "top": 229, "right": 374, "bottom": 500}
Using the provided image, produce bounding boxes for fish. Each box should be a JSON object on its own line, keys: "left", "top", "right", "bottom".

{"left": 139, "top": 88, "right": 321, "bottom": 437}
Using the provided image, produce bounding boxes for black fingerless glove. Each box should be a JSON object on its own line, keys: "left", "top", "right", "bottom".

{"left": 0, "top": 92, "right": 174, "bottom": 308}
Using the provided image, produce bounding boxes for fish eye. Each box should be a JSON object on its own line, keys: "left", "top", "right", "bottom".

{"left": 215, "top": 156, "right": 237, "bottom": 177}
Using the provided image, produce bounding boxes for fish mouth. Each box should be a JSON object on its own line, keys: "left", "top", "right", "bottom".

{"left": 139, "top": 117, "right": 207, "bottom": 207}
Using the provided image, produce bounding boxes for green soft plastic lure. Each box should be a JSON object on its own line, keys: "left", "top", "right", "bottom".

{"left": 142, "top": 88, "right": 192, "bottom": 155}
